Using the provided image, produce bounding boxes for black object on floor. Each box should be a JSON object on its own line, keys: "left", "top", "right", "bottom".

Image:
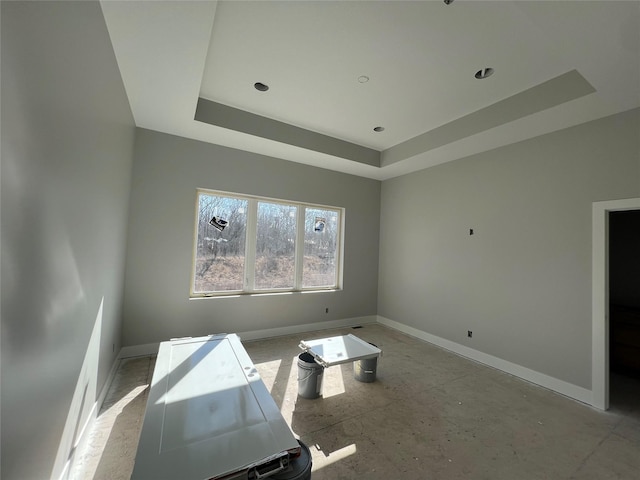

{"left": 271, "top": 440, "right": 312, "bottom": 480}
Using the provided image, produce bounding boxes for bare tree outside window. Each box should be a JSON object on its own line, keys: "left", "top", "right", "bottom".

{"left": 191, "top": 189, "right": 342, "bottom": 296}
{"left": 303, "top": 208, "right": 339, "bottom": 288}
{"left": 255, "top": 202, "right": 297, "bottom": 289}
{"left": 194, "top": 194, "right": 247, "bottom": 292}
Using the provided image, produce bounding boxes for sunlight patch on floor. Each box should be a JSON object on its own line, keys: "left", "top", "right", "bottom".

{"left": 313, "top": 443, "right": 357, "bottom": 468}
{"left": 319, "top": 365, "right": 345, "bottom": 398}
{"left": 100, "top": 385, "right": 148, "bottom": 417}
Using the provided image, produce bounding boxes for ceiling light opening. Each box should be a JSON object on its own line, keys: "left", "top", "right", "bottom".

{"left": 373, "top": 126, "right": 385, "bottom": 132}
{"left": 254, "top": 82, "right": 269, "bottom": 92}
{"left": 474, "top": 68, "right": 494, "bottom": 80}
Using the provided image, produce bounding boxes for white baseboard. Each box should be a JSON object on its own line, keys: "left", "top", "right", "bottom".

{"left": 118, "top": 316, "right": 593, "bottom": 406}
{"left": 238, "top": 315, "right": 377, "bottom": 342}
{"left": 97, "top": 351, "right": 122, "bottom": 412}
{"left": 118, "top": 316, "right": 377, "bottom": 357}
{"left": 120, "top": 342, "right": 160, "bottom": 358}
{"left": 61, "top": 353, "right": 121, "bottom": 480}
{"left": 376, "top": 315, "right": 593, "bottom": 406}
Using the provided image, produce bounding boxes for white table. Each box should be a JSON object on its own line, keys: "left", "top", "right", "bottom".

{"left": 131, "top": 334, "right": 300, "bottom": 480}
{"left": 298, "top": 333, "right": 381, "bottom": 368}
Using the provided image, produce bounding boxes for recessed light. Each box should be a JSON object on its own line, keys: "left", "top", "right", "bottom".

{"left": 474, "top": 68, "right": 494, "bottom": 79}
{"left": 358, "top": 75, "right": 370, "bottom": 83}
{"left": 254, "top": 82, "right": 269, "bottom": 91}
{"left": 373, "top": 126, "right": 385, "bottom": 132}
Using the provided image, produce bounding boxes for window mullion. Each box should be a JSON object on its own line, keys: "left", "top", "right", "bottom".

{"left": 244, "top": 199, "right": 258, "bottom": 292}
{"left": 294, "top": 206, "right": 305, "bottom": 290}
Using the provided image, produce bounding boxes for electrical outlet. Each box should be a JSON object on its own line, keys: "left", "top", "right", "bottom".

{"left": 467, "top": 330, "right": 473, "bottom": 338}
{"left": 325, "top": 307, "right": 329, "bottom": 314}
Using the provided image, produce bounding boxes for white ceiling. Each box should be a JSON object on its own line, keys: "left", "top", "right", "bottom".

{"left": 101, "top": 0, "right": 640, "bottom": 181}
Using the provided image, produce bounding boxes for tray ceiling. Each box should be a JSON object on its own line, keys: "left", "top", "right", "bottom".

{"left": 101, "top": 1, "right": 640, "bottom": 180}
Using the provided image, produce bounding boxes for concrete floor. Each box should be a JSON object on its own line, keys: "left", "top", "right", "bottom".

{"left": 70, "top": 324, "right": 640, "bottom": 480}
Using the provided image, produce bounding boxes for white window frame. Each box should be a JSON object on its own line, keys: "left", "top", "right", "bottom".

{"left": 190, "top": 188, "right": 344, "bottom": 297}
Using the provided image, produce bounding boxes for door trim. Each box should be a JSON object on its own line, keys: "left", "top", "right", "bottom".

{"left": 592, "top": 197, "right": 640, "bottom": 410}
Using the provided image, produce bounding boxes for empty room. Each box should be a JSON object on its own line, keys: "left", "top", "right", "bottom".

{"left": 1, "top": 1, "right": 639, "bottom": 479}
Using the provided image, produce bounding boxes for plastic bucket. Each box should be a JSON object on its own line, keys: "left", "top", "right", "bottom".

{"left": 297, "top": 352, "right": 324, "bottom": 399}
{"left": 271, "top": 440, "right": 312, "bottom": 480}
{"left": 353, "top": 343, "right": 378, "bottom": 383}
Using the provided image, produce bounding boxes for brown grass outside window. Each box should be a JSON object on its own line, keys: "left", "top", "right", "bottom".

{"left": 192, "top": 189, "right": 343, "bottom": 296}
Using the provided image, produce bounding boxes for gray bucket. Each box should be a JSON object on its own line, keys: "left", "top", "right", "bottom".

{"left": 354, "top": 343, "right": 378, "bottom": 383}
{"left": 297, "top": 352, "right": 324, "bottom": 399}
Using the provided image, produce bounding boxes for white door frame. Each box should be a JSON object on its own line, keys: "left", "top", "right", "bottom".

{"left": 592, "top": 197, "right": 640, "bottom": 410}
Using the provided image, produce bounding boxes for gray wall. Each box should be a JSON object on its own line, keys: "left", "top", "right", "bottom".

{"left": 378, "top": 108, "right": 640, "bottom": 390}
{"left": 1, "top": 2, "right": 135, "bottom": 479}
{"left": 123, "top": 129, "right": 380, "bottom": 346}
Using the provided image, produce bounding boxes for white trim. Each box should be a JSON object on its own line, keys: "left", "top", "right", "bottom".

{"left": 238, "top": 316, "right": 376, "bottom": 342}
{"left": 57, "top": 403, "right": 99, "bottom": 480}
{"left": 118, "top": 316, "right": 377, "bottom": 356}
{"left": 120, "top": 342, "right": 160, "bottom": 358}
{"left": 592, "top": 197, "right": 640, "bottom": 410}
{"left": 60, "top": 354, "right": 121, "bottom": 480}
{"left": 97, "top": 353, "right": 122, "bottom": 418}
{"left": 377, "top": 315, "right": 592, "bottom": 406}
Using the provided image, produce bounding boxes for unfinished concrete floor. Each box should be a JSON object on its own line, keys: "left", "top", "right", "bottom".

{"left": 70, "top": 324, "right": 640, "bottom": 479}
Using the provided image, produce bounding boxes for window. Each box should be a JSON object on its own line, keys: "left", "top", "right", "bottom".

{"left": 193, "top": 194, "right": 247, "bottom": 293}
{"left": 192, "top": 189, "right": 342, "bottom": 296}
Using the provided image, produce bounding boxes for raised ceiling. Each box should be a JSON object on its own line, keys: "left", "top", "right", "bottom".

{"left": 101, "top": 0, "right": 640, "bottom": 180}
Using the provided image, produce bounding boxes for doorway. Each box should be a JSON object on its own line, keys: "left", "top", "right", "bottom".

{"left": 592, "top": 198, "right": 640, "bottom": 410}
{"left": 609, "top": 210, "right": 640, "bottom": 413}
